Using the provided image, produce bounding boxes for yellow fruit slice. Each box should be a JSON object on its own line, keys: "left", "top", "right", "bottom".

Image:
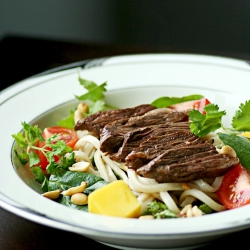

{"left": 88, "top": 180, "right": 142, "bottom": 218}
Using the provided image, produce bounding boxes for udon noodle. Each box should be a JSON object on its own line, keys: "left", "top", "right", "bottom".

{"left": 67, "top": 125, "right": 227, "bottom": 218}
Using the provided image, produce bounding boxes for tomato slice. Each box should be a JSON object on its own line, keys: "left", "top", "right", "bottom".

{"left": 168, "top": 98, "right": 211, "bottom": 114}
{"left": 216, "top": 163, "right": 250, "bottom": 209}
{"left": 36, "top": 126, "right": 78, "bottom": 170}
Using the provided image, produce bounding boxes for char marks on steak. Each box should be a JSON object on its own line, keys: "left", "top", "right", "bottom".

{"left": 136, "top": 150, "right": 239, "bottom": 183}
{"left": 74, "top": 103, "right": 239, "bottom": 183}
{"left": 124, "top": 129, "right": 202, "bottom": 169}
{"left": 111, "top": 123, "right": 191, "bottom": 163}
{"left": 74, "top": 104, "right": 156, "bottom": 138}
{"left": 100, "top": 108, "right": 188, "bottom": 154}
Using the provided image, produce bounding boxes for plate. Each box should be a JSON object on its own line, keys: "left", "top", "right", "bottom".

{"left": 1, "top": 53, "right": 250, "bottom": 249}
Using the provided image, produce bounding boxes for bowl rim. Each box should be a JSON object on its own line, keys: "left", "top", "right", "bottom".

{"left": 2, "top": 53, "right": 250, "bottom": 237}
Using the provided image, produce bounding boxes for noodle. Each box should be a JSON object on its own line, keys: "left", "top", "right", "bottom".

{"left": 160, "top": 191, "right": 180, "bottom": 214}
{"left": 69, "top": 127, "right": 226, "bottom": 217}
{"left": 191, "top": 177, "right": 223, "bottom": 192}
{"left": 179, "top": 189, "right": 226, "bottom": 212}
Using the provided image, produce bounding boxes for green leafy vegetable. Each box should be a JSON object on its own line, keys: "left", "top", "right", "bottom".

{"left": 217, "top": 133, "right": 250, "bottom": 171}
{"left": 46, "top": 168, "right": 108, "bottom": 210}
{"left": 57, "top": 110, "right": 75, "bottom": 129}
{"left": 142, "top": 201, "right": 177, "bottom": 219}
{"left": 32, "top": 166, "right": 48, "bottom": 188}
{"left": 189, "top": 104, "right": 226, "bottom": 137}
{"left": 151, "top": 94, "right": 204, "bottom": 108}
{"left": 12, "top": 122, "right": 75, "bottom": 180}
{"left": 57, "top": 76, "right": 117, "bottom": 128}
{"left": 199, "top": 204, "right": 212, "bottom": 214}
{"left": 76, "top": 81, "right": 107, "bottom": 101}
{"left": 47, "top": 168, "right": 108, "bottom": 192}
{"left": 232, "top": 100, "right": 250, "bottom": 131}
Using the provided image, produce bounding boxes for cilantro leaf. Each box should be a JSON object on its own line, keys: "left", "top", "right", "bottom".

{"left": 189, "top": 104, "right": 226, "bottom": 137}
{"left": 77, "top": 77, "right": 100, "bottom": 91}
{"left": 151, "top": 94, "right": 204, "bottom": 108}
{"left": 57, "top": 77, "right": 118, "bottom": 126}
{"left": 75, "top": 82, "right": 107, "bottom": 102}
{"left": 232, "top": 100, "right": 250, "bottom": 131}
{"left": 142, "top": 200, "right": 177, "bottom": 219}
{"left": 12, "top": 123, "right": 76, "bottom": 183}
{"left": 32, "top": 166, "right": 47, "bottom": 184}
{"left": 28, "top": 151, "right": 40, "bottom": 167}
{"left": 89, "top": 100, "right": 107, "bottom": 114}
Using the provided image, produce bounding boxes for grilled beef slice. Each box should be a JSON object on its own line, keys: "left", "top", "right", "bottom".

{"left": 124, "top": 130, "right": 203, "bottom": 169}
{"left": 100, "top": 108, "right": 188, "bottom": 154}
{"left": 74, "top": 104, "right": 156, "bottom": 138}
{"left": 111, "top": 123, "right": 192, "bottom": 163}
{"left": 136, "top": 144, "right": 239, "bottom": 183}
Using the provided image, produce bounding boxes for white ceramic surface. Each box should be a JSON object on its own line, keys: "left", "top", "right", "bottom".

{"left": 1, "top": 53, "right": 250, "bottom": 249}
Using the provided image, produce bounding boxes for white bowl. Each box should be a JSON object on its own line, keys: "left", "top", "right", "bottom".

{"left": 1, "top": 53, "right": 250, "bottom": 250}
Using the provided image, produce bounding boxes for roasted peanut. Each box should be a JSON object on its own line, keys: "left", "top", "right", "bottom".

{"left": 69, "top": 161, "right": 90, "bottom": 172}
{"left": 77, "top": 102, "right": 89, "bottom": 114}
{"left": 42, "top": 190, "right": 61, "bottom": 200}
{"left": 62, "top": 182, "right": 87, "bottom": 196}
{"left": 71, "top": 193, "right": 88, "bottom": 205}
{"left": 219, "top": 145, "right": 236, "bottom": 157}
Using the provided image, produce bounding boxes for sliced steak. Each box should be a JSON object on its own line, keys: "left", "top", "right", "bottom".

{"left": 124, "top": 130, "right": 202, "bottom": 169}
{"left": 136, "top": 144, "right": 239, "bottom": 182}
{"left": 100, "top": 108, "right": 188, "bottom": 154}
{"left": 74, "top": 104, "right": 156, "bottom": 138}
{"left": 111, "top": 123, "right": 192, "bottom": 163}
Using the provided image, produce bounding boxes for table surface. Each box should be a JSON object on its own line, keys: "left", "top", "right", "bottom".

{"left": 1, "top": 36, "right": 250, "bottom": 250}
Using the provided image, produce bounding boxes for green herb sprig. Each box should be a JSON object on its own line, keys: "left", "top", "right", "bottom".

{"left": 142, "top": 201, "right": 177, "bottom": 219}
{"left": 12, "top": 122, "right": 75, "bottom": 175}
{"left": 57, "top": 76, "right": 117, "bottom": 129}
{"left": 188, "top": 100, "right": 250, "bottom": 170}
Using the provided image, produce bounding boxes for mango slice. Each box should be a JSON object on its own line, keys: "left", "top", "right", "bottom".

{"left": 88, "top": 180, "right": 142, "bottom": 218}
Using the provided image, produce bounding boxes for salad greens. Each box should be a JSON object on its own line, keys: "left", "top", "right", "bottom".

{"left": 189, "top": 101, "right": 250, "bottom": 137}
{"left": 12, "top": 123, "right": 74, "bottom": 170}
{"left": 58, "top": 76, "right": 117, "bottom": 129}
{"left": 12, "top": 75, "right": 250, "bottom": 214}
{"left": 151, "top": 94, "right": 204, "bottom": 108}
{"left": 48, "top": 168, "right": 108, "bottom": 210}
{"left": 142, "top": 201, "right": 177, "bottom": 219}
{"left": 189, "top": 104, "right": 226, "bottom": 137}
{"left": 188, "top": 101, "right": 250, "bottom": 170}
{"left": 198, "top": 204, "right": 213, "bottom": 214}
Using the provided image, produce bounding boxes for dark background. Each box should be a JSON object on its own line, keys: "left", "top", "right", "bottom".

{"left": 1, "top": 1, "right": 250, "bottom": 249}
{"left": 1, "top": 1, "right": 250, "bottom": 90}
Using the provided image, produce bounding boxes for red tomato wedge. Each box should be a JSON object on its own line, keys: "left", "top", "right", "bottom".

{"left": 36, "top": 126, "right": 78, "bottom": 170}
{"left": 168, "top": 98, "right": 211, "bottom": 114}
{"left": 217, "top": 163, "right": 250, "bottom": 209}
